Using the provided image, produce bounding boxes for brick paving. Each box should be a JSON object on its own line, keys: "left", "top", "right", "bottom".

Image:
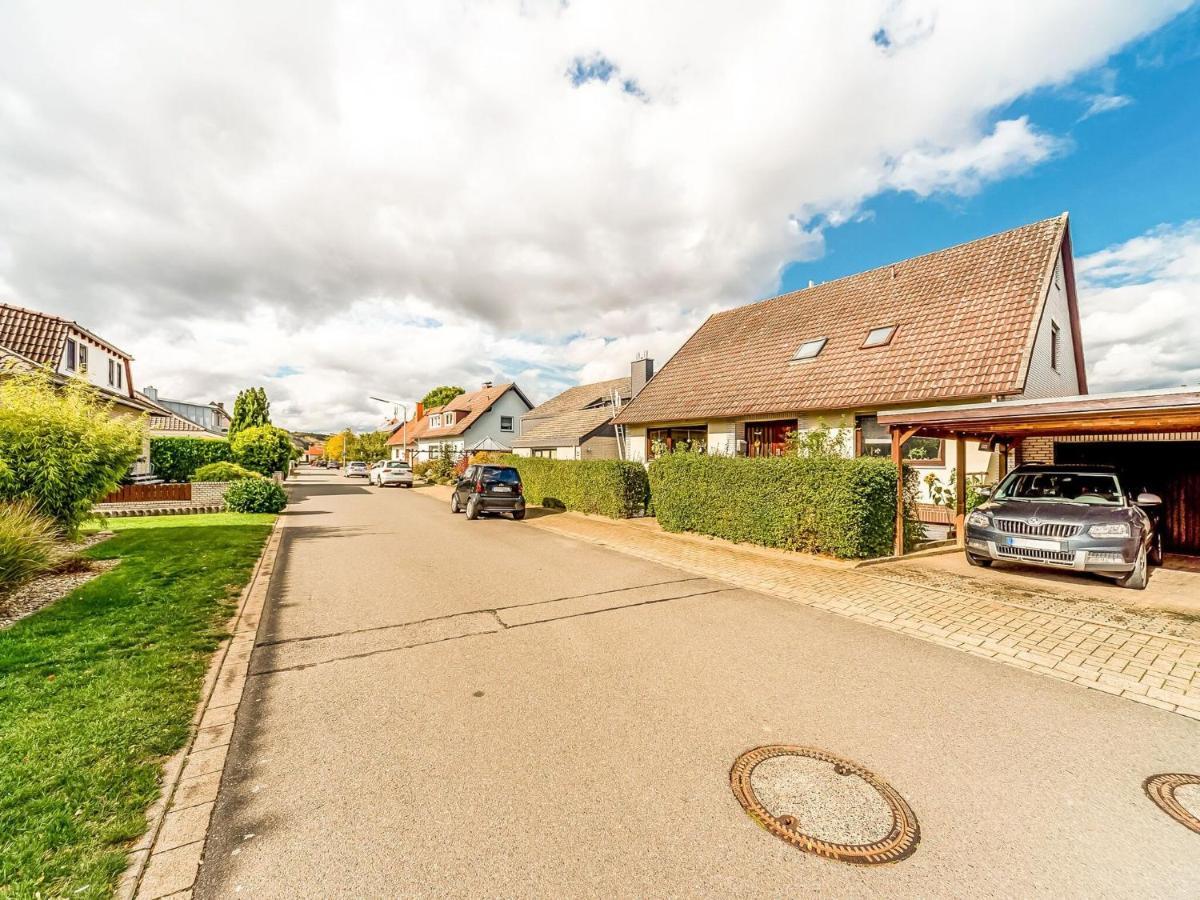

{"left": 526, "top": 512, "right": 1200, "bottom": 721}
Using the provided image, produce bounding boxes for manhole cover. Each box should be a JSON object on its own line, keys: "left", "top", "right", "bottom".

{"left": 1144, "top": 774, "right": 1200, "bottom": 835}
{"left": 730, "top": 745, "right": 919, "bottom": 865}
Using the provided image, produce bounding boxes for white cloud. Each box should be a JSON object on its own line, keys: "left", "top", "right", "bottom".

{"left": 1077, "top": 221, "right": 1200, "bottom": 392}
{"left": 0, "top": 0, "right": 1189, "bottom": 430}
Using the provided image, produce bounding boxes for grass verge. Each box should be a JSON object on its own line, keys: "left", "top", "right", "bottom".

{"left": 0, "top": 512, "right": 274, "bottom": 897}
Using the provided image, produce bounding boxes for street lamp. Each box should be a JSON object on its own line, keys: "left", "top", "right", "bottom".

{"left": 369, "top": 395, "right": 409, "bottom": 460}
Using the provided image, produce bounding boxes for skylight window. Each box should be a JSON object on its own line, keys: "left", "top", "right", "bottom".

{"left": 862, "top": 325, "right": 898, "bottom": 348}
{"left": 791, "top": 338, "right": 827, "bottom": 361}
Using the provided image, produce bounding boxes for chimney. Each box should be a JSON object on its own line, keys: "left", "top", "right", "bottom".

{"left": 143, "top": 385, "right": 158, "bottom": 401}
{"left": 415, "top": 402, "right": 425, "bottom": 420}
{"left": 631, "top": 356, "right": 654, "bottom": 398}
{"left": 482, "top": 380, "right": 493, "bottom": 390}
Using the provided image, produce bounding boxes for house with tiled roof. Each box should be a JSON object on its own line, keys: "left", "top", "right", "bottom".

{"left": 613, "top": 214, "right": 1086, "bottom": 497}
{"left": 0, "top": 302, "right": 159, "bottom": 475}
{"left": 387, "top": 382, "right": 534, "bottom": 462}
{"left": 511, "top": 358, "right": 654, "bottom": 460}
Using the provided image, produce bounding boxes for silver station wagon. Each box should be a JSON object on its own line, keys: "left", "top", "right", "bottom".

{"left": 964, "top": 464, "right": 1162, "bottom": 590}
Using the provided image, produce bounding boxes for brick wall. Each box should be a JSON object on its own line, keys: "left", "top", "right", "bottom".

{"left": 94, "top": 481, "right": 232, "bottom": 513}
{"left": 1018, "top": 437, "right": 1054, "bottom": 464}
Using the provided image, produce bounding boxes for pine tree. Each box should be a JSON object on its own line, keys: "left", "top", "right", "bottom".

{"left": 230, "top": 387, "right": 271, "bottom": 436}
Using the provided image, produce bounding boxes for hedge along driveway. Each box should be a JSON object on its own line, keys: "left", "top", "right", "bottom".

{"left": 500, "top": 455, "right": 648, "bottom": 518}
{"left": 648, "top": 453, "right": 899, "bottom": 559}
{"left": 149, "top": 436, "right": 232, "bottom": 482}
{"left": 0, "top": 512, "right": 274, "bottom": 898}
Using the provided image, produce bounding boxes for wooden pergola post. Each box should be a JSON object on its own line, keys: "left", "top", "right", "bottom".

{"left": 891, "top": 426, "right": 918, "bottom": 557}
{"left": 954, "top": 434, "right": 967, "bottom": 547}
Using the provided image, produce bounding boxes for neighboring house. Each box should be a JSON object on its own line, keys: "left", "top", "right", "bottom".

{"left": 613, "top": 214, "right": 1086, "bottom": 503}
{"left": 511, "top": 358, "right": 654, "bottom": 460}
{"left": 0, "top": 302, "right": 159, "bottom": 476}
{"left": 305, "top": 442, "right": 325, "bottom": 463}
{"left": 387, "top": 382, "right": 534, "bottom": 462}
{"left": 136, "top": 390, "right": 227, "bottom": 439}
{"left": 141, "top": 385, "right": 231, "bottom": 435}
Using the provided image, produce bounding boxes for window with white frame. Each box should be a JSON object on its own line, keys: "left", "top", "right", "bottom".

{"left": 443, "top": 412, "right": 454, "bottom": 426}
{"left": 500, "top": 415, "right": 514, "bottom": 432}
{"left": 78, "top": 344, "right": 88, "bottom": 372}
{"left": 65, "top": 338, "right": 77, "bottom": 370}
{"left": 431, "top": 415, "right": 442, "bottom": 427}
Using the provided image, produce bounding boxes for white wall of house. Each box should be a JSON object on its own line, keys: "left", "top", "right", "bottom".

{"left": 1022, "top": 251, "right": 1083, "bottom": 399}
{"left": 707, "top": 420, "right": 737, "bottom": 456}
{"left": 624, "top": 426, "right": 647, "bottom": 463}
{"left": 58, "top": 329, "right": 130, "bottom": 396}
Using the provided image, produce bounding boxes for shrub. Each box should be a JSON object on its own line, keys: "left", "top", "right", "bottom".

{"left": 648, "top": 452, "right": 900, "bottom": 559}
{"left": 150, "top": 437, "right": 232, "bottom": 482}
{"left": 426, "top": 444, "right": 459, "bottom": 483}
{"left": 191, "top": 461, "right": 261, "bottom": 482}
{"left": 0, "top": 367, "right": 144, "bottom": 534}
{"left": 500, "top": 455, "right": 648, "bottom": 518}
{"left": 411, "top": 460, "right": 433, "bottom": 479}
{"left": 224, "top": 478, "right": 288, "bottom": 513}
{"left": 231, "top": 425, "right": 293, "bottom": 476}
{"left": 0, "top": 501, "right": 67, "bottom": 592}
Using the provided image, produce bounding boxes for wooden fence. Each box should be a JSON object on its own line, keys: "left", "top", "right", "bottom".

{"left": 101, "top": 483, "right": 192, "bottom": 504}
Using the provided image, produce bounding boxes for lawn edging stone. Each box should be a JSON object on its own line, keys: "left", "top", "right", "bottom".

{"left": 117, "top": 516, "right": 283, "bottom": 900}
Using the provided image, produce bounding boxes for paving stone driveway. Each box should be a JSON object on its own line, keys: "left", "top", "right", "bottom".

{"left": 524, "top": 511, "right": 1200, "bottom": 720}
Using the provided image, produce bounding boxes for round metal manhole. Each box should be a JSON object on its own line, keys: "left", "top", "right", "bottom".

{"left": 1144, "top": 774, "right": 1200, "bottom": 835}
{"left": 730, "top": 745, "right": 920, "bottom": 865}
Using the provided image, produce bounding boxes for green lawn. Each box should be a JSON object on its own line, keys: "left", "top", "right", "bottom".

{"left": 0, "top": 512, "right": 274, "bottom": 897}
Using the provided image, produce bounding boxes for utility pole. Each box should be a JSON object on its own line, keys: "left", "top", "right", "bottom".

{"left": 369, "top": 395, "right": 410, "bottom": 460}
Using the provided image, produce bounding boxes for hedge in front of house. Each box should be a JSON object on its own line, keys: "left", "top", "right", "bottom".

{"left": 648, "top": 452, "right": 899, "bottom": 559}
{"left": 149, "top": 437, "right": 232, "bottom": 482}
{"left": 499, "top": 455, "right": 648, "bottom": 518}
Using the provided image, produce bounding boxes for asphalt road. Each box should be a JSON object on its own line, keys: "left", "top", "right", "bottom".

{"left": 195, "top": 468, "right": 1200, "bottom": 898}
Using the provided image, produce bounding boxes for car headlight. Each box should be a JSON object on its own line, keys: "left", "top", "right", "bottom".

{"left": 1088, "top": 523, "right": 1131, "bottom": 538}
{"left": 966, "top": 511, "right": 990, "bottom": 528}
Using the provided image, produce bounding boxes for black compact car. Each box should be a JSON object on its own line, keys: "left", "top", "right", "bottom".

{"left": 450, "top": 464, "right": 526, "bottom": 520}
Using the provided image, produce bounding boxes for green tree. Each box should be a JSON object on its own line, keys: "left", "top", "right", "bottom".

{"left": 421, "top": 385, "right": 465, "bottom": 410}
{"left": 0, "top": 366, "right": 144, "bottom": 533}
{"left": 230, "top": 386, "right": 271, "bottom": 436}
{"left": 230, "top": 424, "right": 293, "bottom": 476}
{"left": 350, "top": 431, "right": 391, "bottom": 463}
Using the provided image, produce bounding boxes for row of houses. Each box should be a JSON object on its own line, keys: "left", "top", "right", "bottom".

{"left": 381, "top": 212, "right": 1198, "bottom": 556}
{"left": 390, "top": 215, "right": 1077, "bottom": 493}
{"left": 0, "top": 302, "right": 232, "bottom": 480}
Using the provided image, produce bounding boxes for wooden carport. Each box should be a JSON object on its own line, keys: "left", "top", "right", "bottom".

{"left": 878, "top": 388, "right": 1200, "bottom": 557}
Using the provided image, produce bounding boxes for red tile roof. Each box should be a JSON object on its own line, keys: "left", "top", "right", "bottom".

{"left": 0, "top": 302, "right": 132, "bottom": 364}
{"left": 615, "top": 215, "right": 1073, "bottom": 426}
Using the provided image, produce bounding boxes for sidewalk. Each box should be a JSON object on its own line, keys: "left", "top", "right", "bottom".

{"left": 517, "top": 506, "right": 1200, "bottom": 720}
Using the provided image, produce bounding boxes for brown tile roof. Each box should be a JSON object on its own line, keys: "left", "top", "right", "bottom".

{"left": 0, "top": 302, "right": 132, "bottom": 364}
{"left": 385, "top": 383, "right": 532, "bottom": 446}
{"left": 511, "top": 377, "right": 630, "bottom": 447}
{"left": 615, "top": 215, "right": 1072, "bottom": 426}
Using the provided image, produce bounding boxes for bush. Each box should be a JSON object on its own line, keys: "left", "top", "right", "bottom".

{"left": 500, "top": 455, "right": 648, "bottom": 518}
{"left": 191, "top": 461, "right": 261, "bottom": 482}
{"left": 0, "top": 501, "right": 67, "bottom": 592}
{"left": 150, "top": 437, "right": 232, "bottom": 482}
{"left": 231, "top": 425, "right": 293, "bottom": 477}
{"left": 410, "top": 460, "right": 433, "bottom": 479}
{"left": 648, "top": 453, "right": 900, "bottom": 559}
{"left": 224, "top": 478, "right": 288, "bottom": 513}
{"left": 0, "top": 367, "right": 144, "bottom": 534}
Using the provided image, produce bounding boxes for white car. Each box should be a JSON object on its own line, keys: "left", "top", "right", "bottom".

{"left": 344, "top": 460, "right": 369, "bottom": 478}
{"left": 374, "top": 460, "right": 414, "bottom": 488}
{"left": 367, "top": 461, "right": 387, "bottom": 484}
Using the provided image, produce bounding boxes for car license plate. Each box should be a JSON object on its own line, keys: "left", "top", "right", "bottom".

{"left": 492, "top": 485, "right": 511, "bottom": 493}
{"left": 1004, "top": 536, "right": 1063, "bottom": 552}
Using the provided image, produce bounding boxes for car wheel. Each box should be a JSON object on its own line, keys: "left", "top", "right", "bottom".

{"left": 511, "top": 509, "right": 526, "bottom": 521}
{"left": 450, "top": 493, "right": 460, "bottom": 513}
{"left": 965, "top": 552, "right": 992, "bottom": 568}
{"left": 1116, "top": 546, "right": 1148, "bottom": 590}
{"left": 465, "top": 497, "right": 479, "bottom": 520}
{"left": 1149, "top": 532, "right": 1164, "bottom": 567}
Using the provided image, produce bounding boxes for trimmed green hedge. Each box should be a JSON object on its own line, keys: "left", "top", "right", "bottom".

{"left": 648, "top": 453, "right": 899, "bottom": 559}
{"left": 191, "top": 461, "right": 261, "bottom": 482}
{"left": 150, "top": 437, "right": 232, "bottom": 482}
{"left": 499, "top": 455, "right": 648, "bottom": 518}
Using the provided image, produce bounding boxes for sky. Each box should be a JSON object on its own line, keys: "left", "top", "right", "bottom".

{"left": 1, "top": 1, "right": 1198, "bottom": 432}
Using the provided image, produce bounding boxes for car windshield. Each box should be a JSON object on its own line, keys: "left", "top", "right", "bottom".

{"left": 994, "top": 471, "right": 1123, "bottom": 506}
{"left": 481, "top": 466, "right": 520, "bottom": 484}
{"left": 386, "top": 462, "right": 409, "bottom": 469}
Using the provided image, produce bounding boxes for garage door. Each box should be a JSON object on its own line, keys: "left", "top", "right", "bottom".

{"left": 1055, "top": 441, "right": 1200, "bottom": 556}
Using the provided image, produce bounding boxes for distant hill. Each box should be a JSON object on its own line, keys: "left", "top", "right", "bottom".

{"left": 291, "top": 431, "right": 332, "bottom": 445}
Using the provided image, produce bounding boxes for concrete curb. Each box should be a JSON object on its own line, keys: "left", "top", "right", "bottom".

{"left": 117, "top": 517, "right": 283, "bottom": 900}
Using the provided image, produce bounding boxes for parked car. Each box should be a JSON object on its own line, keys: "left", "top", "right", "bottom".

{"left": 450, "top": 464, "right": 525, "bottom": 520}
{"left": 964, "top": 464, "right": 1162, "bottom": 590}
{"left": 344, "top": 460, "right": 368, "bottom": 478}
{"left": 367, "top": 461, "right": 386, "bottom": 484}
{"left": 373, "top": 460, "right": 414, "bottom": 488}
